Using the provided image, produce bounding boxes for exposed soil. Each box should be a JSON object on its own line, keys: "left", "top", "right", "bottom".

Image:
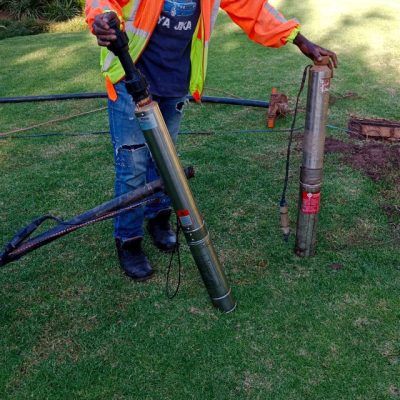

{"left": 324, "top": 137, "right": 400, "bottom": 231}
{"left": 325, "top": 138, "right": 400, "bottom": 181}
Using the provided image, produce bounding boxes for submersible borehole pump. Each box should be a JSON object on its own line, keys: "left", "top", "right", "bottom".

{"left": 295, "top": 57, "right": 332, "bottom": 257}
{"left": 106, "top": 19, "right": 236, "bottom": 312}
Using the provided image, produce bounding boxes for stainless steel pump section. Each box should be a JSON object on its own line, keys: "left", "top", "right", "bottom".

{"left": 136, "top": 102, "right": 236, "bottom": 313}
{"left": 295, "top": 58, "right": 332, "bottom": 257}
{"left": 101, "top": 19, "right": 236, "bottom": 312}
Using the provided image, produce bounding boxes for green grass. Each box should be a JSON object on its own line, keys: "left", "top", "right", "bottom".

{"left": 1, "top": 1, "right": 399, "bottom": 398}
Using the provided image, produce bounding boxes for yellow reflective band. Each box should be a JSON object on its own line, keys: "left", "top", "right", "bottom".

{"left": 189, "top": 19, "right": 207, "bottom": 97}
{"left": 100, "top": 5, "right": 209, "bottom": 96}
{"left": 100, "top": 31, "right": 147, "bottom": 83}
{"left": 287, "top": 27, "right": 301, "bottom": 44}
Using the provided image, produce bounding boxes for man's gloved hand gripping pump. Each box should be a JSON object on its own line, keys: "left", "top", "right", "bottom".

{"left": 107, "top": 19, "right": 236, "bottom": 313}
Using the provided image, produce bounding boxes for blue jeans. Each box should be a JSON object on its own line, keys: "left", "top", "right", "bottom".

{"left": 108, "top": 82, "right": 186, "bottom": 241}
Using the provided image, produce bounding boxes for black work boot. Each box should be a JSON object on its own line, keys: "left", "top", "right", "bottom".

{"left": 115, "top": 238, "right": 154, "bottom": 281}
{"left": 147, "top": 209, "right": 177, "bottom": 253}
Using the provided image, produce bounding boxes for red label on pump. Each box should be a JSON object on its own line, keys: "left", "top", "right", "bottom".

{"left": 301, "top": 192, "right": 321, "bottom": 214}
{"left": 176, "top": 209, "right": 192, "bottom": 227}
{"left": 321, "top": 78, "right": 331, "bottom": 93}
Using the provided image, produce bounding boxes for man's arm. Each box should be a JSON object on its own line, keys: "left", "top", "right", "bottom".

{"left": 220, "top": 0, "right": 301, "bottom": 48}
{"left": 293, "top": 33, "right": 338, "bottom": 69}
{"left": 220, "top": 0, "right": 337, "bottom": 68}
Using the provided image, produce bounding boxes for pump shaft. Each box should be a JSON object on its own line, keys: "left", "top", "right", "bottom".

{"left": 295, "top": 59, "right": 332, "bottom": 257}
{"left": 135, "top": 102, "right": 236, "bottom": 312}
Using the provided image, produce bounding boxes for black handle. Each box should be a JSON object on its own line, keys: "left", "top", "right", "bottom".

{"left": 107, "top": 18, "right": 150, "bottom": 102}
{"left": 107, "top": 18, "right": 129, "bottom": 58}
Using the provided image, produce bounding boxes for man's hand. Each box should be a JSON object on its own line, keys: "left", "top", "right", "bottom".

{"left": 294, "top": 33, "right": 338, "bottom": 70}
{"left": 92, "top": 12, "right": 119, "bottom": 46}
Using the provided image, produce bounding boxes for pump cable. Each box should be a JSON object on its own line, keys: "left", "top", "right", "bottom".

{"left": 279, "top": 65, "right": 312, "bottom": 242}
{"left": 165, "top": 216, "right": 183, "bottom": 299}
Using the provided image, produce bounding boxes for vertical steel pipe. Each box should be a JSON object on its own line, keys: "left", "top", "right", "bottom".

{"left": 136, "top": 101, "right": 236, "bottom": 313}
{"left": 295, "top": 59, "right": 332, "bottom": 257}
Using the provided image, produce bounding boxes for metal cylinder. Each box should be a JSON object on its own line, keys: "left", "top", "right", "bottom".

{"left": 280, "top": 203, "right": 290, "bottom": 241}
{"left": 295, "top": 60, "right": 332, "bottom": 257}
{"left": 135, "top": 101, "right": 236, "bottom": 313}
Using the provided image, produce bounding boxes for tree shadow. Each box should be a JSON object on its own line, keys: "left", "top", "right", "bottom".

{"left": 211, "top": 0, "right": 399, "bottom": 115}
{"left": 318, "top": 8, "right": 395, "bottom": 47}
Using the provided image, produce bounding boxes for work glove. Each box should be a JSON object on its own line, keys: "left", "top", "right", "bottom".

{"left": 92, "top": 12, "right": 119, "bottom": 47}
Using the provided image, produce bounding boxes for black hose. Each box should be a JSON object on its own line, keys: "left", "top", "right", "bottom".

{"left": 0, "top": 167, "right": 194, "bottom": 267}
{"left": 0, "top": 93, "right": 108, "bottom": 103}
{"left": 193, "top": 96, "right": 269, "bottom": 108}
{"left": 0, "top": 93, "right": 270, "bottom": 108}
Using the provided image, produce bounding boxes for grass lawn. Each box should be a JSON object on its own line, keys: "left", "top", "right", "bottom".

{"left": 1, "top": 0, "right": 399, "bottom": 398}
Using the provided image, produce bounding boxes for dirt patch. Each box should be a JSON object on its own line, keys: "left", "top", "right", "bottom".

{"left": 325, "top": 138, "right": 400, "bottom": 181}
{"left": 324, "top": 138, "right": 400, "bottom": 232}
{"left": 329, "top": 91, "right": 359, "bottom": 105}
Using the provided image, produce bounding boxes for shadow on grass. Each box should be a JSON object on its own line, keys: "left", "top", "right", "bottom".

{"left": 213, "top": 1, "right": 399, "bottom": 112}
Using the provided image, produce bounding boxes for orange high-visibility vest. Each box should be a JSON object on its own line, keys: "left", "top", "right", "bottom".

{"left": 85, "top": 0, "right": 300, "bottom": 100}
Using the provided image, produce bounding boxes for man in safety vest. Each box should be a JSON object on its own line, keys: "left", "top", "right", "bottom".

{"left": 85, "top": 0, "right": 337, "bottom": 282}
